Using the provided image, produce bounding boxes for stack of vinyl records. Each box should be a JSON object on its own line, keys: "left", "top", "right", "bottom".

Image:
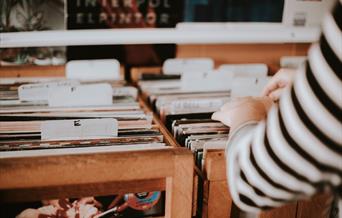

{"left": 137, "top": 58, "right": 269, "bottom": 165}
{"left": 135, "top": 58, "right": 270, "bottom": 216}
{"left": 0, "top": 60, "right": 168, "bottom": 218}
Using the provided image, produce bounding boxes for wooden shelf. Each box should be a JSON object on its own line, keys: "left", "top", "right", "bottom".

{"left": 201, "top": 150, "right": 331, "bottom": 218}
{"left": 0, "top": 65, "right": 126, "bottom": 79}
{"left": 0, "top": 26, "right": 319, "bottom": 48}
{"left": 0, "top": 148, "right": 194, "bottom": 218}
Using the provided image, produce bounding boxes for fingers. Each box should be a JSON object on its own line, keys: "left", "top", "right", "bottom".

{"left": 262, "top": 80, "right": 279, "bottom": 97}
{"left": 262, "top": 68, "right": 295, "bottom": 97}
{"left": 269, "top": 88, "right": 284, "bottom": 101}
{"left": 211, "top": 111, "right": 231, "bottom": 127}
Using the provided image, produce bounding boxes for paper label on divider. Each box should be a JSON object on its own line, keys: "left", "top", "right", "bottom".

{"left": 18, "top": 80, "right": 80, "bottom": 101}
{"left": 66, "top": 59, "right": 120, "bottom": 81}
{"left": 41, "top": 118, "right": 118, "bottom": 140}
{"left": 181, "top": 70, "right": 233, "bottom": 92}
{"left": 163, "top": 58, "right": 214, "bottom": 75}
{"left": 48, "top": 83, "right": 113, "bottom": 107}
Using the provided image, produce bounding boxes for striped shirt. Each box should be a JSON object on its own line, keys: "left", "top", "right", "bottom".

{"left": 226, "top": 1, "right": 342, "bottom": 213}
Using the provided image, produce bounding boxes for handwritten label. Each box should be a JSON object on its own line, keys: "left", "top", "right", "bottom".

{"left": 18, "top": 80, "right": 80, "bottom": 102}
{"left": 218, "top": 64, "right": 268, "bottom": 77}
{"left": 163, "top": 58, "right": 214, "bottom": 75}
{"left": 48, "top": 83, "right": 113, "bottom": 107}
{"left": 66, "top": 59, "right": 120, "bottom": 81}
{"left": 181, "top": 70, "right": 233, "bottom": 92}
{"left": 41, "top": 118, "right": 118, "bottom": 141}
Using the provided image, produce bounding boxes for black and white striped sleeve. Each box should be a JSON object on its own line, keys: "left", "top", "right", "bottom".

{"left": 226, "top": 1, "right": 342, "bottom": 213}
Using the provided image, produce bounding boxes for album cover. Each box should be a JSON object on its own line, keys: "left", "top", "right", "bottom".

{"left": 1, "top": 192, "right": 165, "bottom": 218}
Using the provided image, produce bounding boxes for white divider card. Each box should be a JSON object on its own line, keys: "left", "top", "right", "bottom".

{"left": 162, "top": 58, "right": 214, "bottom": 75}
{"left": 48, "top": 83, "right": 113, "bottom": 107}
{"left": 66, "top": 59, "right": 121, "bottom": 81}
{"left": 231, "top": 76, "right": 270, "bottom": 97}
{"left": 41, "top": 118, "right": 118, "bottom": 141}
{"left": 218, "top": 64, "right": 268, "bottom": 77}
{"left": 170, "top": 98, "right": 226, "bottom": 113}
{"left": 18, "top": 80, "right": 80, "bottom": 102}
{"left": 181, "top": 70, "right": 233, "bottom": 92}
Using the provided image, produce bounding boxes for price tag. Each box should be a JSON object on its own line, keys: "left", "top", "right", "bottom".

{"left": 41, "top": 118, "right": 118, "bottom": 141}
{"left": 163, "top": 58, "right": 214, "bottom": 75}
{"left": 48, "top": 83, "right": 113, "bottom": 107}
{"left": 218, "top": 64, "right": 268, "bottom": 77}
{"left": 66, "top": 59, "right": 120, "bottom": 81}
{"left": 181, "top": 70, "right": 233, "bottom": 92}
{"left": 18, "top": 80, "right": 80, "bottom": 102}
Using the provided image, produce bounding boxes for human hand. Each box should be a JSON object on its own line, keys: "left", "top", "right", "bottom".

{"left": 212, "top": 97, "right": 273, "bottom": 131}
{"left": 262, "top": 68, "right": 296, "bottom": 101}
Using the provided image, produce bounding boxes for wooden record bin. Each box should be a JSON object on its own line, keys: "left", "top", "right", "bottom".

{"left": 0, "top": 65, "right": 195, "bottom": 218}
{"left": 202, "top": 150, "right": 332, "bottom": 218}
{"left": 130, "top": 41, "right": 332, "bottom": 218}
{"left": 175, "top": 43, "right": 332, "bottom": 218}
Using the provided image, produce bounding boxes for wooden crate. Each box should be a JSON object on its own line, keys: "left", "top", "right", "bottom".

{"left": 0, "top": 148, "right": 194, "bottom": 218}
{"left": 0, "top": 65, "right": 195, "bottom": 218}
{"left": 202, "top": 150, "right": 332, "bottom": 218}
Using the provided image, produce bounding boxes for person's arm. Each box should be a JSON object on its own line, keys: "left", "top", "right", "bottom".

{"left": 213, "top": 2, "right": 342, "bottom": 213}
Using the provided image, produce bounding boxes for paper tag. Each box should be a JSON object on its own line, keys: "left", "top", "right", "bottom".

{"left": 181, "top": 70, "right": 233, "bottom": 92}
{"left": 231, "top": 77, "right": 270, "bottom": 97}
{"left": 41, "top": 118, "right": 118, "bottom": 140}
{"left": 163, "top": 58, "right": 214, "bottom": 75}
{"left": 18, "top": 80, "right": 80, "bottom": 102}
{"left": 48, "top": 83, "right": 113, "bottom": 107}
{"left": 112, "top": 87, "right": 138, "bottom": 99}
{"left": 66, "top": 59, "right": 120, "bottom": 81}
{"left": 218, "top": 64, "right": 268, "bottom": 77}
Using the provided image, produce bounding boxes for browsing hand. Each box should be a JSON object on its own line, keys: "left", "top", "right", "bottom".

{"left": 212, "top": 97, "right": 273, "bottom": 132}
{"left": 262, "top": 68, "right": 296, "bottom": 101}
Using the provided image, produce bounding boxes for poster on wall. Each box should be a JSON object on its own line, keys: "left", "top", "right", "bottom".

{"left": 0, "top": 0, "right": 65, "bottom": 66}
{"left": 67, "top": 0, "right": 183, "bottom": 67}
{"left": 183, "top": 0, "right": 285, "bottom": 22}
